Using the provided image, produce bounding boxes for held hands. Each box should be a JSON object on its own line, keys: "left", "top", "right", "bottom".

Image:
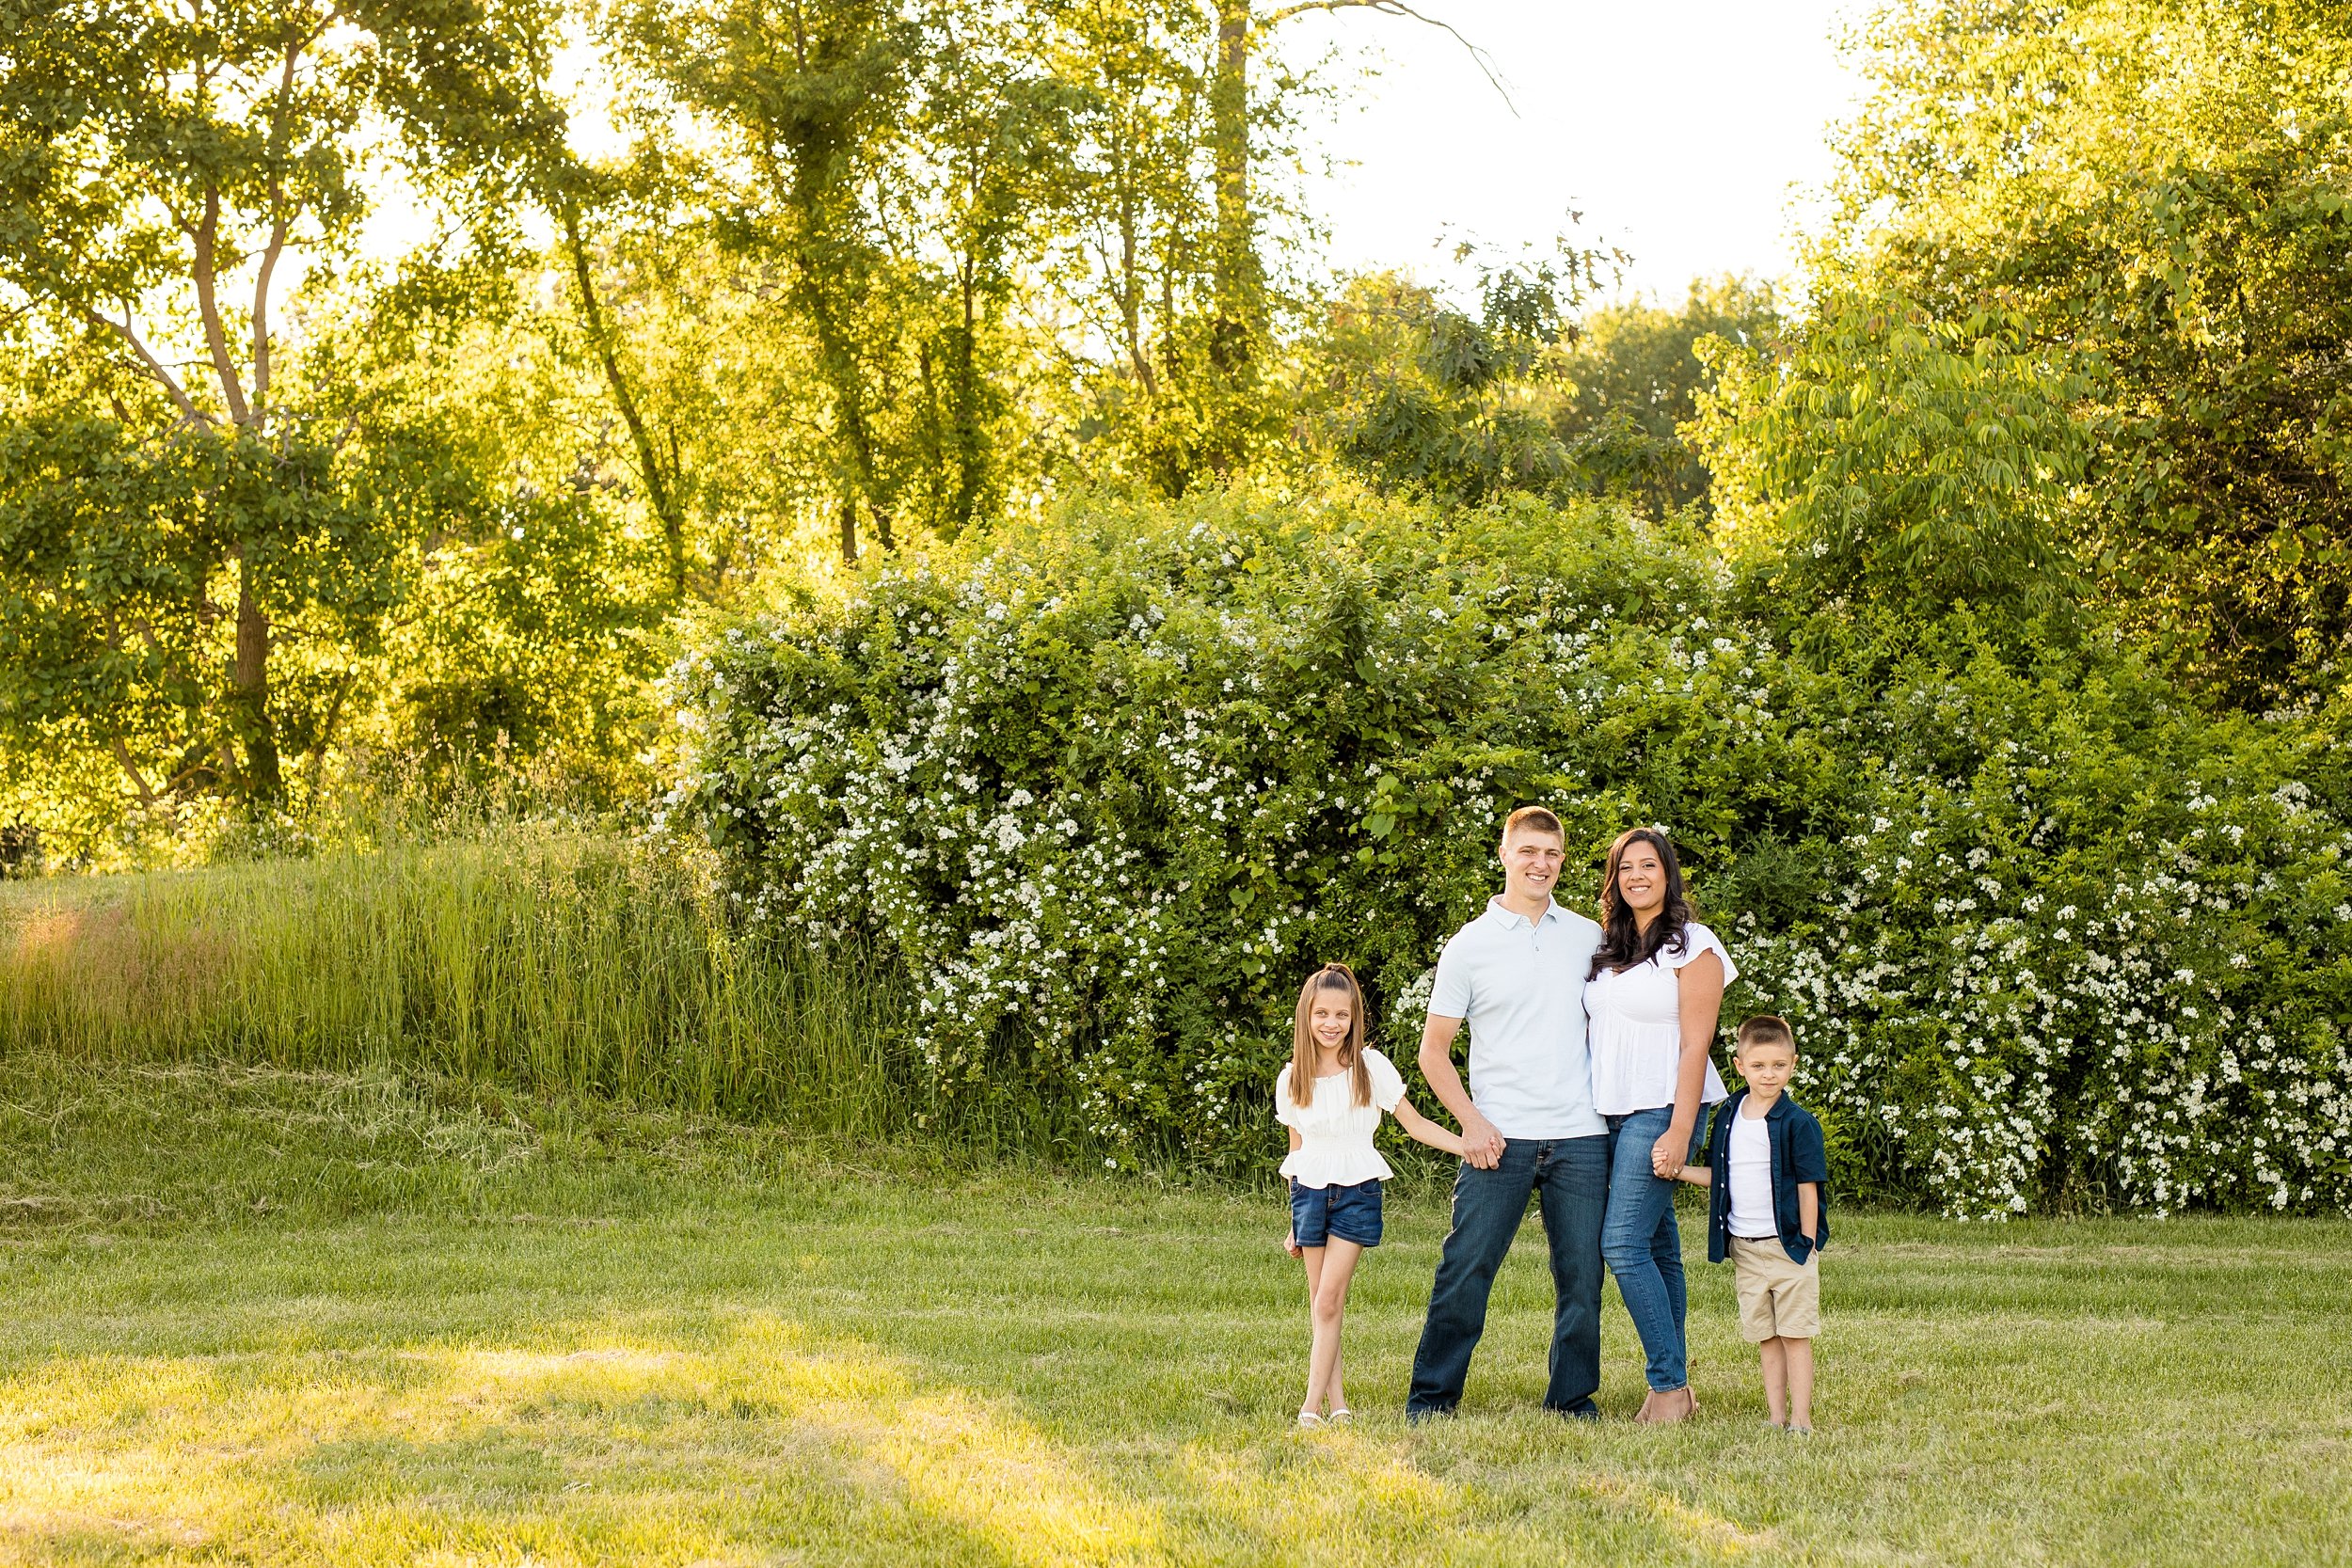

{"left": 1283, "top": 1230, "right": 1303, "bottom": 1259}
{"left": 1650, "top": 1124, "right": 1692, "bottom": 1180}
{"left": 1460, "top": 1109, "right": 1505, "bottom": 1170}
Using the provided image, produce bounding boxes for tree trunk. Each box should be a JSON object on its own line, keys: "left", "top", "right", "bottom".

{"left": 797, "top": 256, "right": 895, "bottom": 554}
{"left": 231, "top": 546, "right": 282, "bottom": 800}
{"left": 562, "top": 202, "right": 688, "bottom": 604}
{"left": 947, "top": 261, "right": 986, "bottom": 536}
{"left": 663, "top": 421, "right": 687, "bottom": 598}
{"left": 1119, "top": 178, "right": 1159, "bottom": 396}
{"left": 1209, "top": 0, "right": 1258, "bottom": 374}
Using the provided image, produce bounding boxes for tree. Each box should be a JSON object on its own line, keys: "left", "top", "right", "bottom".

{"left": 0, "top": 0, "right": 561, "bottom": 806}
{"left": 1691, "top": 291, "right": 2087, "bottom": 637}
{"left": 1046, "top": 2, "right": 1202, "bottom": 407}
{"left": 1817, "top": 0, "right": 2352, "bottom": 705}
{"left": 1294, "top": 242, "right": 1625, "bottom": 508}
{"left": 892, "top": 2, "right": 1077, "bottom": 537}
{"left": 291, "top": 254, "right": 679, "bottom": 794}
{"left": 585, "top": 0, "right": 1507, "bottom": 516}
{"left": 1054, "top": 0, "right": 1505, "bottom": 492}
{"left": 609, "top": 0, "right": 930, "bottom": 565}
{"left": 550, "top": 178, "right": 696, "bottom": 603}
{"left": 1202, "top": 1, "right": 1498, "bottom": 374}
{"left": 1552, "top": 275, "right": 1778, "bottom": 517}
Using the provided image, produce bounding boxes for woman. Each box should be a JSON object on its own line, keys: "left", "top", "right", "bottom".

{"left": 1585, "top": 826, "right": 1734, "bottom": 1424}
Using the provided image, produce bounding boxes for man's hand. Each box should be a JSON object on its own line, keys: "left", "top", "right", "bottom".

{"left": 1651, "top": 1124, "right": 1692, "bottom": 1181}
{"left": 1421, "top": 1013, "right": 1505, "bottom": 1168}
{"left": 1461, "top": 1108, "right": 1505, "bottom": 1170}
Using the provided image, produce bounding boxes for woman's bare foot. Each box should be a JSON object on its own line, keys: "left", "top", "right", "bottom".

{"left": 1636, "top": 1386, "right": 1695, "bottom": 1424}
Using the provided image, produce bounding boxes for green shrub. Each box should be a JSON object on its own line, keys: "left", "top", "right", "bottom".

{"left": 662, "top": 488, "right": 2352, "bottom": 1215}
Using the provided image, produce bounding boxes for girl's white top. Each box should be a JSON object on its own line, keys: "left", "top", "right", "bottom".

{"left": 1274, "top": 1048, "right": 1408, "bottom": 1188}
{"left": 1583, "top": 921, "right": 1736, "bottom": 1117}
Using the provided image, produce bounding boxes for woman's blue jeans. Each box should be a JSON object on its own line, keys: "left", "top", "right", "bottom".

{"left": 1602, "top": 1107, "right": 1696, "bottom": 1392}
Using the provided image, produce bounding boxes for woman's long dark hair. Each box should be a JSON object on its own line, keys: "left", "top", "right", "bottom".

{"left": 1589, "top": 826, "right": 1693, "bottom": 977}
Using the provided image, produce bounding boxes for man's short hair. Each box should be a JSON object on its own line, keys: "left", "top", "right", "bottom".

{"left": 1736, "top": 1014, "right": 1796, "bottom": 1053}
{"left": 1502, "top": 804, "right": 1564, "bottom": 845}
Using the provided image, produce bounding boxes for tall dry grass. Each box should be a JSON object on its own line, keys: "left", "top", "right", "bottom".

{"left": 0, "top": 828, "right": 911, "bottom": 1137}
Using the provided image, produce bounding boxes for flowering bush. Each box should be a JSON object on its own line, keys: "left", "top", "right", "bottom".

{"left": 660, "top": 489, "right": 2352, "bottom": 1216}
{"left": 1731, "top": 652, "right": 2352, "bottom": 1218}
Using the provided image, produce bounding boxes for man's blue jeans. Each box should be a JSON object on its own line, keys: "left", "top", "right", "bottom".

{"left": 1406, "top": 1135, "right": 1609, "bottom": 1417}
{"left": 1602, "top": 1107, "right": 1695, "bottom": 1392}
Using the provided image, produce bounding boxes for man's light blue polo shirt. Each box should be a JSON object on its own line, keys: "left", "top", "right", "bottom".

{"left": 1428, "top": 896, "right": 1607, "bottom": 1140}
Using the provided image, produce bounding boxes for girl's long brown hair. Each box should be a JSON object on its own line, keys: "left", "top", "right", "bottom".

{"left": 1289, "top": 962, "right": 1371, "bottom": 1109}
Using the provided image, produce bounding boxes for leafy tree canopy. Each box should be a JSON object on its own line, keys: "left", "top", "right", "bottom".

{"left": 1805, "top": 0, "right": 2352, "bottom": 705}
{"left": 0, "top": 0, "right": 564, "bottom": 821}
{"left": 1553, "top": 276, "right": 1778, "bottom": 517}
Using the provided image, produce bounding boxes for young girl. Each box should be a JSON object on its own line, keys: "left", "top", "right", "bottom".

{"left": 1276, "top": 962, "right": 1464, "bottom": 1428}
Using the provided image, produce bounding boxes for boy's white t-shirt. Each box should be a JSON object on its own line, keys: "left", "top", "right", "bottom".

{"left": 1726, "top": 1107, "right": 1778, "bottom": 1239}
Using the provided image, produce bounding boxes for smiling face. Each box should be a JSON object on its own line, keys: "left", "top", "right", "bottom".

{"left": 1614, "top": 840, "right": 1668, "bottom": 924}
{"left": 1309, "top": 986, "right": 1355, "bottom": 1056}
{"left": 1290, "top": 966, "right": 1368, "bottom": 1104}
{"left": 1500, "top": 822, "right": 1565, "bottom": 907}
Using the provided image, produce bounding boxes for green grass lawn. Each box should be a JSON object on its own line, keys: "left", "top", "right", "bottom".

{"left": 3, "top": 1059, "right": 2348, "bottom": 1566}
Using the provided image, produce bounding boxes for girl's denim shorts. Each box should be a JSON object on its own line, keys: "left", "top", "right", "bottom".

{"left": 1290, "top": 1177, "right": 1384, "bottom": 1247}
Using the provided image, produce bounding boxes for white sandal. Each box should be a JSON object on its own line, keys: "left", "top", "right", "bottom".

{"left": 1327, "top": 1407, "right": 1354, "bottom": 1425}
{"left": 1296, "top": 1411, "right": 1326, "bottom": 1429}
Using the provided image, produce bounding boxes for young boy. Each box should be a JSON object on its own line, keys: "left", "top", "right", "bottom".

{"left": 1668, "top": 1015, "right": 1829, "bottom": 1433}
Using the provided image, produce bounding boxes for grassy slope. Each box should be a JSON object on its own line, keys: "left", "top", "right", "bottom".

{"left": 0, "top": 839, "right": 914, "bottom": 1138}
{"left": 3, "top": 1060, "right": 2348, "bottom": 1567}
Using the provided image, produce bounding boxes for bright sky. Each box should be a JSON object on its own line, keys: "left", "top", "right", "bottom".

{"left": 1285, "top": 0, "right": 1871, "bottom": 305}
{"left": 363, "top": 2, "right": 1870, "bottom": 312}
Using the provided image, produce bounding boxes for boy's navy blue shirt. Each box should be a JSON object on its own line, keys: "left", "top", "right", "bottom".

{"left": 1702, "top": 1088, "right": 1831, "bottom": 1264}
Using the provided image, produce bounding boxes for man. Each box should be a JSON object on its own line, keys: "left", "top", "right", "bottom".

{"left": 1407, "top": 804, "right": 1610, "bottom": 1418}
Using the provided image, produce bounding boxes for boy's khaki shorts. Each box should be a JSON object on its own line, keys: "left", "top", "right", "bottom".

{"left": 1730, "top": 1236, "right": 1820, "bottom": 1341}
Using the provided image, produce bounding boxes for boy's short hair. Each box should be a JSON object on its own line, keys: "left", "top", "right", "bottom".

{"left": 1736, "top": 1014, "right": 1796, "bottom": 1053}
{"left": 1502, "top": 804, "right": 1564, "bottom": 845}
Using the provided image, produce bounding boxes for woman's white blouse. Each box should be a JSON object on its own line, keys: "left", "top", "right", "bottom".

{"left": 1584, "top": 921, "right": 1737, "bottom": 1117}
{"left": 1274, "top": 1048, "right": 1408, "bottom": 1188}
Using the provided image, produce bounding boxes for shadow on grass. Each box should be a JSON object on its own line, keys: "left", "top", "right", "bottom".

{"left": 0, "top": 1301, "right": 1784, "bottom": 1568}
{"left": 7, "top": 1059, "right": 2348, "bottom": 1566}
